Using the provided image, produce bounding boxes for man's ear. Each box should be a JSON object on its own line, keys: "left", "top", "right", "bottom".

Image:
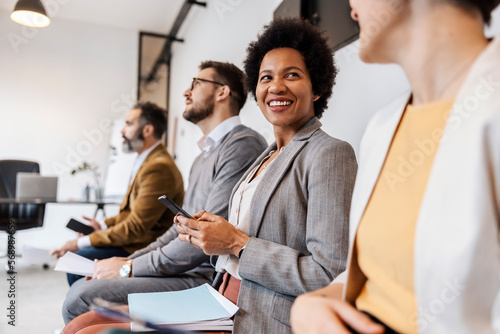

{"left": 142, "top": 124, "right": 155, "bottom": 139}
{"left": 215, "top": 86, "right": 231, "bottom": 102}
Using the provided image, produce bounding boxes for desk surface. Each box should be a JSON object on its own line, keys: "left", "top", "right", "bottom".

{"left": 0, "top": 199, "right": 120, "bottom": 219}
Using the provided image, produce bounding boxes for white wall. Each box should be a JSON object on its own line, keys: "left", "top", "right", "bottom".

{"left": 0, "top": 12, "right": 137, "bottom": 251}
{"left": 0, "top": 12, "right": 138, "bottom": 201}
{"left": 169, "top": 1, "right": 500, "bottom": 182}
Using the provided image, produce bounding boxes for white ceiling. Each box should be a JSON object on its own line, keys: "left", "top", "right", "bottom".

{"left": 0, "top": 0, "right": 186, "bottom": 33}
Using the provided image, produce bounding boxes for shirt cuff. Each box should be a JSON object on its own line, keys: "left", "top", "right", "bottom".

{"left": 77, "top": 236, "right": 92, "bottom": 249}
{"left": 131, "top": 254, "right": 148, "bottom": 277}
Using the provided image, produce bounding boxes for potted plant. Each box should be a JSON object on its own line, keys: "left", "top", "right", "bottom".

{"left": 71, "top": 162, "right": 103, "bottom": 202}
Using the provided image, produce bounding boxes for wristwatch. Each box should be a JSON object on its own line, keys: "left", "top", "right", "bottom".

{"left": 119, "top": 260, "right": 133, "bottom": 278}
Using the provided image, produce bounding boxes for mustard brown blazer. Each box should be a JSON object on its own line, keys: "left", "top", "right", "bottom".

{"left": 89, "top": 144, "right": 184, "bottom": 254}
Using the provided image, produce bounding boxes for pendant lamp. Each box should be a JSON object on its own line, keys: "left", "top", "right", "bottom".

{"left": 11, "top": 0, "right": 50, "bottom": 28}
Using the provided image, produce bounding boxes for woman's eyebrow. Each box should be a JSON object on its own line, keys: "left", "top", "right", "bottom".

{"left": 283, "top": 66, "right": 305, "bottom": 74}
{"left": 259, "top": 66, "right": 305, "bottom": 76}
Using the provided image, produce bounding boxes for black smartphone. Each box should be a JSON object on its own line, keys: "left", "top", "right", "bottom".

{"left": 158, "top": 195, "right": 194, "bottom": 220}
{"left": 66, "top": 218, "right": 95, "bottom": 235}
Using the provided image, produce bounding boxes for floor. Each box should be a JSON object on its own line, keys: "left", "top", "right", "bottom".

{"left": 0, "top": 203, "right": 120, "bottom": 334}
{"left": 0, "top": 260, "right": 68, "bottom": 334}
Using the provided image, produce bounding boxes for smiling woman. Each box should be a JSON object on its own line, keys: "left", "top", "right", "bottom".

{"left": 245, "top": 18, "right": 336, "bottom": 120}
{"left": 174, "top": 17, "right": 358, "bottom": 333}
{"left": 256, "top": 48, "right": 317, "bottom": 138}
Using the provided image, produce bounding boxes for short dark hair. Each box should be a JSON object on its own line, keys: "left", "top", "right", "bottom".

{"left": 243, "top": 18, "right": 336, "bottom": 119}
{"left": 133, "top": 102, "right": 167, "bottom": 139}
{"left": 450, "top": 0, "right": 500, "bottom": 25}
{"left": 199, "top": 61, "right": 248, "bottom": 114}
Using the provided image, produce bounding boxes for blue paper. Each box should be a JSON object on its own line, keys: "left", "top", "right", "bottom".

{"left": 128, "top": 284, "right": 232, "bottom": 324}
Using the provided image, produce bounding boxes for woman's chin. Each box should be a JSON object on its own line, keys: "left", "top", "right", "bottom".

{"left": 358, "top": 46, "right": 376, "bottom": 63}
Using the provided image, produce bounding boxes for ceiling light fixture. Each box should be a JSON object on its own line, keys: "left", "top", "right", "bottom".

{"left": 11, "top": 0, "right": 50, "bottom": 28}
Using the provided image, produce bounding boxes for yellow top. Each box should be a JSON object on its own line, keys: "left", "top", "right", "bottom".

{"left": 355, "top": 99, "right": 454, "bottom": 333}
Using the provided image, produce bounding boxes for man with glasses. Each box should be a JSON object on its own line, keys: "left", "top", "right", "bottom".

{"left": 61, "top": 61, "right": 267, "bottom": 326}
{"left": 51, "top": 102, "right": 185, "bottom": 287}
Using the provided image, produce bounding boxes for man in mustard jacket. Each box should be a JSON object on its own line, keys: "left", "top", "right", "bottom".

{"left": 51, "top": 102, "right": 184, "bottom": 286}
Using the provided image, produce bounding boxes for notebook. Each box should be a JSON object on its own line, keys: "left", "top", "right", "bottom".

{"left": 128, "top": 283, "right": 239, "bottom": 332}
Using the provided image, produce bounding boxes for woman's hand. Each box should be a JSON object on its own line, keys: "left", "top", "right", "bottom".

{"left": 291, "top": 288, "right": 384, "bottom": 334}
{"left": 175, "top": 210, "right": 250, "bottom": 256}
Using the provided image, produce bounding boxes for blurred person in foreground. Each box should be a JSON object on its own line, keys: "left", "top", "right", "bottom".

{"left": 291, "top": 0, "right": 500, "bottom": 333}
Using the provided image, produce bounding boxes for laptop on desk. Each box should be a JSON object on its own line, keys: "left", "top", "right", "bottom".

{"left": 15, "top": 173, "right": 58, "bottom": 201}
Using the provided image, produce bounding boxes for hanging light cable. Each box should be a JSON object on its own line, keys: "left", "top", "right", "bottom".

{"left": 11, "top": 0, "right": 50, "bottom": 28}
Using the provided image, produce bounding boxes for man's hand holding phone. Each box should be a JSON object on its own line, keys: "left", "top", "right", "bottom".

{"left": 82, "top": 215, "right": 101, "bottom": 231}
{"left": 66, "top": 218, "right": 95, "bottom": 235}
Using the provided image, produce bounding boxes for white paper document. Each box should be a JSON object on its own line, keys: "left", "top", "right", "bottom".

{"left": 54, "top": 251, "right": 95, "bottom": 277}
{"left": 128, "top": 283, "right": 239, "bottom": 332}
{"left": 22, "top": 245, "right": 56, "bottom": 264}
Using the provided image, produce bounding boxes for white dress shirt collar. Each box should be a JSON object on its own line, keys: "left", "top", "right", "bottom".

{"left": 197, "top": 116, "right": 241, "bottom": 157}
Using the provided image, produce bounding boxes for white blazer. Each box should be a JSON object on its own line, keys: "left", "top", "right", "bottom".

{"left": 335, "top": 36, "right": 500, "bottom": 333}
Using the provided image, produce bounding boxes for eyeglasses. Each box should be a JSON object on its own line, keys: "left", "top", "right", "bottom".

{"left": 191, "top": 77, "right": 230, "bottom": 94}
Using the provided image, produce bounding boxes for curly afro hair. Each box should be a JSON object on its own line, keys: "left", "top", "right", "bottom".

{"left": 451, "top": 0, "right": 500, "bottom": 25}
{"left": 243, "top": 17, "right": 336, "bottom": 119}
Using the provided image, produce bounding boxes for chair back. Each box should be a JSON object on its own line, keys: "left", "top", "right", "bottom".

{"left": 0, "top": 160, "right": 40, "bottom": 198}
{"left": 0, "top": 160, "right": 43, "bottom": 231}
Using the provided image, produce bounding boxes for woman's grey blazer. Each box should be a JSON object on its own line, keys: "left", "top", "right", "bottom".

{"left": 221, "top": 117, "right": 358, "bottom": 333}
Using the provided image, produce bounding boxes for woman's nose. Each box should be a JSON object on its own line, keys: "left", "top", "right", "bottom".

{"left": 268, "top": 79, "right": 286, "bottom": 94}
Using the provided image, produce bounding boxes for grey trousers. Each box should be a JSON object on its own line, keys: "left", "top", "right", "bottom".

{"left": 62, "top": 273, "right": 212, "bottom": 324}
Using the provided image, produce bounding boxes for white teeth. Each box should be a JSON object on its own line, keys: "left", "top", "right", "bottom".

{"left": 269, "top": 100, "right": 292, "bottom": 107}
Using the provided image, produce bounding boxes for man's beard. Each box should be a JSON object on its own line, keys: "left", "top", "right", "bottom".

{"left": 122, "top": 127, "right": 144, "bottom": 153}
{"left": 183, "top": 100, "right": 214, "bottom": 124}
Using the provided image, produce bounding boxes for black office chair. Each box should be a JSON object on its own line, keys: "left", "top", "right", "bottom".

{"left": 0, "top": 160, "right": 46, "bottom": 270}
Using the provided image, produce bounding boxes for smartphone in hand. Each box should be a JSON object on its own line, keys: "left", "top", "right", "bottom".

{"left": 158, "top": 195, "right": 195, "bottom": 220}
{"left": 66, "top": 218, "right": 95, "bottom": 235}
